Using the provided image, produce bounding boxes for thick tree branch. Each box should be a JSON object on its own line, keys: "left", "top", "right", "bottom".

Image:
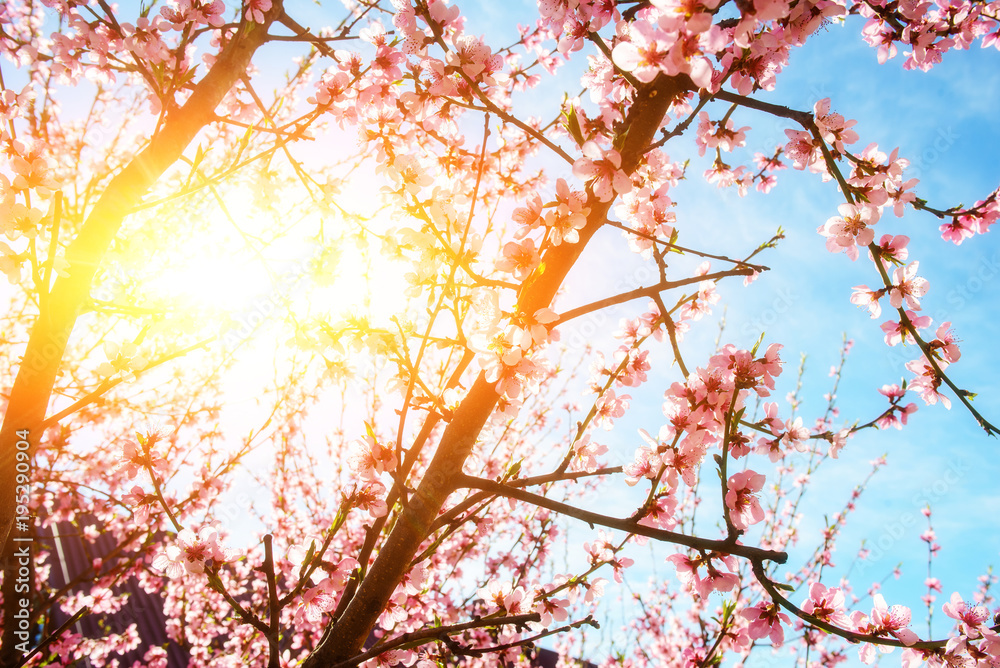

{"left": 458, "top": 474, "right": 787, "bottom": 564}
{"left": 751, "top": 559, "right": 1000, "bottom": 651}
{"left": 329, "top": 612, "right": 545, "bottom": 668}
{"left": 302, "top": 72, "right": 694, "bottom": 667}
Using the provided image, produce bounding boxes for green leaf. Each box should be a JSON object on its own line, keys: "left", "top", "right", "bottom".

{"left": 191, "top": 144, "right": 208, "bottom": 172}
{"left": 563, "top": 103, "right": 585, "bottom": 147}
{"left": 300, "top": 540, "right": 317, "bottom": 573}
{"left": 733, "top": 407, "right": 746, "bottom": 429}
{"left": 668, "top": 227, "right": 682, "bottom": 253}
{"left": 750, "top": 331, "right": 765, "bottom": 356}
{"left": 205, "top": 572, "right": 224, "bottom": 594}
{"left": 239, "top": 124, "right": 255, "bottom": 151}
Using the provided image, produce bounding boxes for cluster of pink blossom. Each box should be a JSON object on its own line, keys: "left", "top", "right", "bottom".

{"left": 937, "top": 190, "right": 1000, "bottom": 245}
{"left": 468, "top": 290, "right": 558, "bottom": 408}
{"left": 767, "top": 95, "right": 983, "bottom": 412}
{"left": 3, "top": 0, "right": 1000, "bottom": 665}
{"left": 616, "top": 342, "right": 785, "bottom": 541}
{"left": 0, "top": 137, "right": 61, "bottom": 283}
{"left": 858, "top": 0, "right": 1000, "bottom": 70}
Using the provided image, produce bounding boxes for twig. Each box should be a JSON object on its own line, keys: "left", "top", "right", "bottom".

{"left": 16, "top": 606, "right": 90, "bottom": 667}
{"left": 555, "top": 268, "right": 755, "bottom": 324}
{"left": 750, "top": 559, "right": 1000, "bottom": 651}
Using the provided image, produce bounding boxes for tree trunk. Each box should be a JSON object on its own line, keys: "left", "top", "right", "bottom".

{"left": 302, "top": 74, "right": 691, "bottom": 667}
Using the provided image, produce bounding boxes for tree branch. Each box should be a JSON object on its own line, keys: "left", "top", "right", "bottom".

{"left": 301, "top": 71, "right": 695, "bottom": 667}
{"left": 458, "top": 473, "right": 787, "bottom": 564}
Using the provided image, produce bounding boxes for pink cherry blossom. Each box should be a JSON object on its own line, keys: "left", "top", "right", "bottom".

{"left": 496, "top": 238, "right": 540, "bottom": 279}
{"left": 593, "top": 388, "right": 630, "bottom": 430}
{"left": 870, "top": 233, "right": 909, "bottom": 263}
{"left": 612, "top": 21, "right": 674, "bottom": 83}
{"left": 869, "top": 594, "right": 919, "bottom": 645}
{"left": 880, "top": 310, "right": 931, "bottom": 346}
{"left": 667, "top": 551, "right": 739, "bottom": 598}
{"left": 889, "top": 261, "right": 929, "bottom": 310}
{"left": 512, "top": 193, "right": 543, "bottom": 237}
{"left": 940, "top": 217, "right": 977, "bottom": 245}
{"left": 509, "top": 307, "right": 559, "bottom": 350}
{"left": 623, "top": 443, "right": 661, "bottom": 486}
{"left": 298, "top": 584, "right": 337, "bottom": 623}
{"left": 573, "top": 434, "right": 608, "bottom": 473}
{"left": 813, "top": 98, "right": 859, "bottom": 152}
{"left": 121, "top": 485, "right": 156, "bottom": 525}
{"left": 355, "top": 480, "right": 389, "bottom": 518}
{"left": 572, "top": 140, "right": 632, "bottom": 202}
{"left": 152, "top": 526, "right": 231, "bottom": 578}
{"left": 942, "top": 592, "right": 990, "bottom": 635}
{"left": 851, "top": 596, "right": 920, "bottom": 664}
{"left": 802, "top": 582, "right": 852, "bottom": 628}
{"left": 534, "top": 587, "right": 570, "bottom": 626}
{"left": 874, "top": 391, "right": 918, "bottom": 430}
{"left": 851, "top": 285, "right": 884, "bottom": 318}
{"left": 244, "top": 0, "right": 272, "bottom": 23}
{"left": 349, "top": 434, "right": 398, "bottom": 480}
{"left": 818, "top": 203, "right": 880, "bottom": 260}
{"left": 741, "top": 601, "right": 790, "bottom": 646}
{"left": 928, "top": 321, "right": 961, "bottom": 363}
{"left": 364, "top": 649, "right": 415, "bottom": 668}
{"left": 609, "top": 554, "right": 634, "bottom": 583}
{"left": 115, "top": 434, "right": 169, "bottom": 481}
{"left": 906, "top": 356, "right": 952, "bottom": 409}
{"left": 726, "top": 469, "right": 766, "bottom": 530}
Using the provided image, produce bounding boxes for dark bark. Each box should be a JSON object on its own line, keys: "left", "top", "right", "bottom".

{"left": 302, "top": 74, "right": 691, "bottom": 667}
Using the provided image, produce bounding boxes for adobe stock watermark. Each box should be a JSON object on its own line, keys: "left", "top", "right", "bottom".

{"left": 855, "top": 456, "right": 970, "bottom": 574}
{"left": 740, "top": 286, "right": 797, "bottom": 339}
{"left": 13, "top": 429, "right": 35, "bottom": 655}
{"left": 218, "top": 252, "right": 323, "bottom": 350}
{"left": 939, "top": 249, "right": 1000, "bottom": 313}
{"left": 211, "top": 488, "right": 256, "bottom": 526}
{"left": 906, "top": 126, "right": 959, "bottom": 182}
{"left": 561, "top": 262, "right": 660, "bottom": 353}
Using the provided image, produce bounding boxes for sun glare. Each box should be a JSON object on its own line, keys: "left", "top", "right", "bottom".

{"left": 142, "top": 190, "right": 276, "bottom": 312}
{"left": 145, "top": 250, "right": 273, "bottom": 311}
{"left": 299, "top": 246, "right": 411, "bottom": 323}
{"left": 141, "top": 183, "right": 413, "bottom": 333}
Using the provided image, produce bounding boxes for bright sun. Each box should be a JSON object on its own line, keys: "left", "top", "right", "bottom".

{"left": 145, "top": 248, "right": 272, "bottom": 312}
{"left": 140, "top": 182, "right": 412, "bottom": 330}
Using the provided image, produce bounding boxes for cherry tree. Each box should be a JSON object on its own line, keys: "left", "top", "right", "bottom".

{"left": 0, "top": 0, "right": 998, "bottom": 666}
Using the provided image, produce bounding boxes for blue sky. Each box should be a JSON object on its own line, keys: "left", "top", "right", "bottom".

{"left": 253, "top": 2, "right": 1000, "bottom": 659}
{"left": 167, "top": 1, "right": 1000, "bottom": 660}
{"left": 437, "top": 3, "right": 1000, "bottom": 661}
{"left": 9, "top": 1, "right": 996, "bottom": 663}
